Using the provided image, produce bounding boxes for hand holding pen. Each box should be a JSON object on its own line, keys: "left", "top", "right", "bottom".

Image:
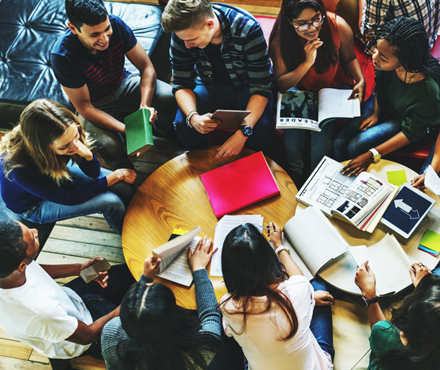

{"left": 355, "top": 261, "right": 377, "bottom": 299}
{"left": 266, "top": 222, "right": 283, "bottom": 249}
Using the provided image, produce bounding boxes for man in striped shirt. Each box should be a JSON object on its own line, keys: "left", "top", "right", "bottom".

{"left": 52, "top": 0, "right": 177, "bottom": 169}
{"left": 360, "top": 0, "right": 440, "bottom": 50}
{"left": 162, "top": 0, "right": 274, "bottom": 158}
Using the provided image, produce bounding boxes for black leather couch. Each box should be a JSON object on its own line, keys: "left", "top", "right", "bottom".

{"left": 0, "top": 0, "right": 170, "bottom": 247}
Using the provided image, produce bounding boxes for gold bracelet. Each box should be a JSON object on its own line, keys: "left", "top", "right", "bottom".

{"left": 119, "top": 169, "right": 125, "bottom": 181}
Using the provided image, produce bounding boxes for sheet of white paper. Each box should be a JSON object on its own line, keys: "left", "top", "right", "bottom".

{"left": 210, "top": 215, "right": 264, "bottom": 276}
{"left": 317, "top": 88, "right": 361, "bottom": 123}
{"left": 425, "top": 165, "right": 440, "bottom": 198}
{"left": 156, "top": 237, "right": 199, "bottom": 287}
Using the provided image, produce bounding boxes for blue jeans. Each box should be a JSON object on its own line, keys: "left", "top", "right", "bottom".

{"left": 283, "top": 85, "right": 351, "bottom": 177}
{"left": 310, "top": 278, "right": 335, "bottom": 360}
{"left": 174, "top": 80, "right": 274, "bottom": 151}
{"left": 65, "top": 264, "right": 136, "bottom": 359}
{"left": 22, "top": 163, "right": 135, "bottom": 235}
{"left": 284, "top": 120, "right": 335, "bottom": 177}
{"left": 333, "top": 95, "right": 400, "bottom": 161}
{"left": 333, "top": 95, "right": 436, "bottom": 161}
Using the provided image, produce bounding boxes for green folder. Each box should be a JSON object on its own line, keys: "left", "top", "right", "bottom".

{"left": 125, "top": 109, "right": 154, "bottom": 157}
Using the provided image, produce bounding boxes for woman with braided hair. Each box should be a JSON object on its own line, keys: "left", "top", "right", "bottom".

{"left": 333, "top": 17, "right": 440, "bottom": 176}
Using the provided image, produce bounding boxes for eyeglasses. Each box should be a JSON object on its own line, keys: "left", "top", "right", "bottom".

{"left": 292, "top": 15, "right": 325, "bottom": 32}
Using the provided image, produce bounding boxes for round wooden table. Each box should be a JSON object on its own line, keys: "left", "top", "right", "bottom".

{"left": 122, "top": 147, "right": 298, "bottom": 309}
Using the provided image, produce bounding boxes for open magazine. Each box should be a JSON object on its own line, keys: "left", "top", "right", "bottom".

{"left": 276, "top": 88, "right": 361, "bottom": 132}
{"left": 296, "top": 156, "right": 397, "bottom": 232}
{"left": 283, "top": 207, "right": 412, "bottom": 296}
{"left": 152, "top": 226, "right": 201, "bottom": 287}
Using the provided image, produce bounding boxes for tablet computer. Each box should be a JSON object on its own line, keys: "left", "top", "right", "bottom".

{"left": 381, "top": 183, "right": 435, "bottom": 239}
{"left": 211, "top": 110, "right": 251, "bottom": 129}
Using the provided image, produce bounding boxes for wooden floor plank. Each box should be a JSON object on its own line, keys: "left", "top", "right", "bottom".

{"left": 57, "top": 216, "right": 115, "bottom": 233}
{"left": 37, "top": 251, "right": 124, "bottom": 266}
{"left": 42, "top": 239, "right": 124, "bottom": 263}
{"left": 36, "top": 252, "right": 95, "bottom": 266}
{"left": 0, "top": 338, "right": 32, "bottom": 360}
{"left": 48, "top": 225, "right": 122, "bottom": 248}
{"left": 28, "top": 351, "right": 50, "bottom": 364}
{"left": 71, "top": 356, "right": 106, "bottom": 370}
{"left": 0, "top": 356, "right": 51, "bottom": 369}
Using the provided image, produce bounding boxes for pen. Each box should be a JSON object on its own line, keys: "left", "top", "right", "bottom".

{"left": 262, "top": 226, "right": 270, "bottom": 230}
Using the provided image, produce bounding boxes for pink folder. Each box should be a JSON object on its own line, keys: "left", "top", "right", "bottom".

{"left": 200, "top": 152, "right": 280, "bottom": 218}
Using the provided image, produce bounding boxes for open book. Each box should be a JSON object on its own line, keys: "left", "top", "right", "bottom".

{"left": 276, "top": 88, "right": 361, "bottom": 131}
{"left": 425, "top": 165, "right": 440, "bottom": 198}
{"left": 348, "top": 234, "right": 412, "bottom": 295}
{"left": 152, "top": 226, "right": 201, "bottom": 287}
{"left": 296, "top": 156, "right": 397, "bottom": 232}
{"left": 283, "top": 207, "right": 412, "bottom": 296}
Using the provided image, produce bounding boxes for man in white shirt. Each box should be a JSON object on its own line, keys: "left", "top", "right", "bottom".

{"left": 0, "top": 220, "right": 134, "bottom": 368}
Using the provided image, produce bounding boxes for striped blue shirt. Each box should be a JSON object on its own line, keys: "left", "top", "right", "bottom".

{"left": 170, "top": 4, "right": 272, "bottom": 99}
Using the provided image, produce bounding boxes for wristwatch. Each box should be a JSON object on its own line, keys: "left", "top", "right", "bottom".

{"left": 368, "top": 148, "right": 381, "bottom": 163}
{"left": 361, "top": 296, "right": 378, "bottom": 308}
{"left": 275, "top": 245, "right": 290, "bottom": 255}
{"left": 239, "top": 125, "right": 253, "bottom": 137}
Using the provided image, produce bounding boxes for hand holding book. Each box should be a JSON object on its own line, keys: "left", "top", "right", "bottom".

{"left": 188, "top": 236, "right": 217, "bottom": 272}
{"left": 143, "top": 255, "right": 162, "bottom": 279}
{"left": 354, "top": 261, "right": 377, "bottom": 299}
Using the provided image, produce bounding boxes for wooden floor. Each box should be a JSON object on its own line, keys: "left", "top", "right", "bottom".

{"left": 0, "top": 137, "right": 186, "bottom": 369}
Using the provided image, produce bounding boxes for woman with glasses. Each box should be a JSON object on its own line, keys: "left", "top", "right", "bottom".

{"left": 269, "top": 0, "right": 365, "bottom": 184}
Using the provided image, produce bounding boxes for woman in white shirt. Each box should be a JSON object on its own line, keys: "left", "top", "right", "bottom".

{"left": 220, "top": 222, "right": 335, "bottom": 370}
